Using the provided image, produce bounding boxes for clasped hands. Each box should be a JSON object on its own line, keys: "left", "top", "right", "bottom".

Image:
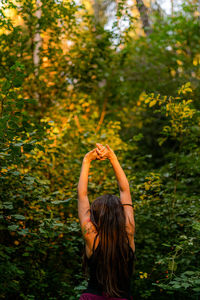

{"left": 84, "top": 143, "right": 114, "bottom": 162}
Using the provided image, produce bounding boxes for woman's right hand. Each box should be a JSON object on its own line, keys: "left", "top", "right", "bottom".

{"left": 96, "top": 143, "right": 115, "bottom": 161}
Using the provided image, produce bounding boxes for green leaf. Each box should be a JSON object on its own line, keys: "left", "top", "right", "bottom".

{"left": 8, "top": 225, "right": 19, "bottom": 231}
{"left": 2, "top": 81, "right": 11, "bottom": 92}
{"left": 51, "top": 198, "right": 72, "bottom": 205}
{"left": 3, "top": 202, "right": 13, "bottom": 210}
{"left": 23, "top": 144, "right": 34, "bottom": 152}
{"left": 162, "top": 243, "right": 171, "bottom": 247}
{"left": 18, "top": 228, "right": 29, "bottom": 235}
{"left": 12, "top": 214, "right": 26, "bottom": 220}
{"left": 133, "top": 133, "right": 143, "bottom": 142}
{"left": 172, "top": 284, "right": 181, "bottom": 289}
{"left": 36, "top": 144, "right": 45, "bottom": 151}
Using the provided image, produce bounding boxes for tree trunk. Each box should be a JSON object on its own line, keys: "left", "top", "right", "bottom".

{"left": 93, "top": 0, "right": 101, "bottom": 24}
{"left": 33, "top": 0, "right": 42, "bottom": 75}
{"left": 198, "top": 0, "right": 200, "bottom": 21}
{"left": 33, "top": 0, "right": 42, "bottom": 103}
{"left": 136, "top": 0, "right": 152, "bottom": 36}
{"left": 171, "top": 0, "right": 174, "bottom": 16}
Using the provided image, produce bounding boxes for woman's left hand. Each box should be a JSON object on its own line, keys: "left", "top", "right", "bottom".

{"left": 84, "top": 149, "right": 100, "bottom": 162}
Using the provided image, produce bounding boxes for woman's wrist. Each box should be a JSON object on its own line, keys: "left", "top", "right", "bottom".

{"left": 109, "top": 152, "right": 117, "bottom": 163}
{"left": 83, "top": 155, "right": 91, "bottom": 164}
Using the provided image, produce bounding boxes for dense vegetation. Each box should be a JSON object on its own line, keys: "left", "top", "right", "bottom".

{"left": 0, "top": 0, "right": 200, "bottom": 299}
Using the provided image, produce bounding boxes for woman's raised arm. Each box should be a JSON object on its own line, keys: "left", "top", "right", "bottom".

{"left": 96, "top": 144, "right": 131, "bottom": 202}
{"left": 96, "top": 144, "right": 135, "bottom": 237}
{"left": 77, "top": 149, "right": 101, "bottom": 251}
{"left": 77, "top": 149, "right": 98, "bottom": 226}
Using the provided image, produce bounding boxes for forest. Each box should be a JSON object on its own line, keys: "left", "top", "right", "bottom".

{"left": 0, "top": 0, "right": 200, "bottom": 299}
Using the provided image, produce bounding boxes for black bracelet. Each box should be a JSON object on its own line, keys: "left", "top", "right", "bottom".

{"left": 122, "top": 204, "right": 133, "bottom": 207}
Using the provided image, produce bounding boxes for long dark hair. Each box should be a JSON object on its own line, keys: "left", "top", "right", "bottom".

{"left": 82, "top": 194, "right": 135, "bottom": 297}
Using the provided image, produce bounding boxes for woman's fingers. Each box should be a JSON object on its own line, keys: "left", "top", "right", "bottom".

{"left": 97, "top": 155, "right": 107, "bottom": 161}
{"left": 96, "top": 143, "right": 101, "bottom": 149}
{"left": 95, "top": 148, "right": 104, "bottom": 160}
{"left": 96, "top": 143, "right": 104, "bottom": 150}
{"left": 99, "top": 149, "right": 107, "bottom": 157}
{"left": 96, "top": 146, "right": 106, "bottom": 155}
{"left": 97, "top": 156, "right": 106, "bottom": 161}
{"left": 96, "top": 148, "right": 101, "bottom": 155}
{"left": 95, "top": 147, "right": 108, "bottom": 160}
{"left": 106, "top": 144, "right": 111, "bottom": 151}
{"left": 95, "top": 143, "right": 111, "bottom": 160}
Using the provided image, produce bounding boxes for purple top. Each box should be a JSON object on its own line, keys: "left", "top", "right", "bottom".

{"left": 79, "top": 293, "right": 134, "bottom": 300}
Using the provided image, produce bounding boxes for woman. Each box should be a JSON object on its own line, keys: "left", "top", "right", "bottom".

{"left": 78, "top": 143, "right": 135, "bottom": 300}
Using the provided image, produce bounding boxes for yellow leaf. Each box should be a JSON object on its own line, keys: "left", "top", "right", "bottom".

{"left": 170, "top": 69, "right": 176, "bottom": 77}
{"left": 139, "top": 91, "right": 147, "bottom": 101}
{"left": 145, "top": 183, "right": 150, "bottom": 190}
{"left": 185, "top": 88, "right": 192, "bottom": 93}
{"left": 193, "top": 58, "right": 198, "bottom": 66}
{"left": 149, "top": 100, "right": 157, "bottom": 107}
{"left": 177, "top": 59, "right": 183, "bottom": 65}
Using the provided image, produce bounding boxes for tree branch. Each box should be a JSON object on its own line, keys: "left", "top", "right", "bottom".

{"left": 95, "top": 98, "right": 107, "bottom": 133}
{"left": 74, "top": 115, "right": 83, "bottom": 132}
